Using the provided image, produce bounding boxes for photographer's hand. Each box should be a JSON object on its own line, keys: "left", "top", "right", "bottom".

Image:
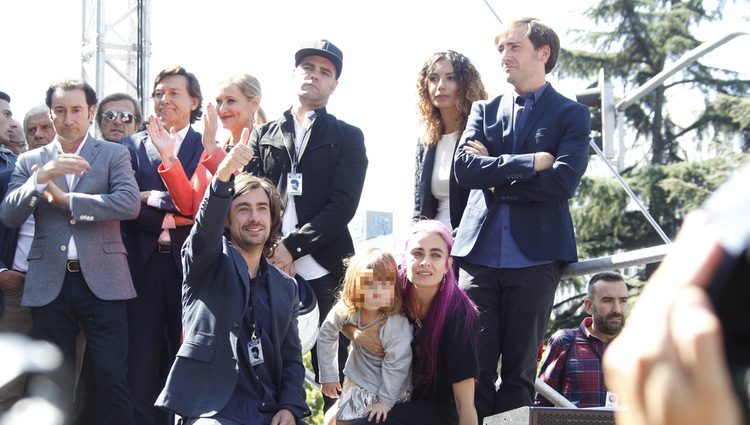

{"left": 604, "top": 212, "right": 742, "bottom": 425}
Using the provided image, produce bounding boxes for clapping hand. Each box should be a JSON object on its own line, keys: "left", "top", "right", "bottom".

{"left": 202, "top": 103, "right": 220, "bottom": 156}
{"left": 146, "top": 116, "right": 176, "bottom": 161}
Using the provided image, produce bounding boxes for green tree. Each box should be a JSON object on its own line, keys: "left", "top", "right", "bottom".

{"left": 559, "top": 0, "right": 750, "bottom": 165}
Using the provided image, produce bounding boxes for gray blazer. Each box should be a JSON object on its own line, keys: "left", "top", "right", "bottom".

{"left": 0, "top": 135, "right": 140, "bottom": 307}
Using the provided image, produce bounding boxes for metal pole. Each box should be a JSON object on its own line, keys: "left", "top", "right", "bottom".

{"left": 95, "top": 0, "right": 105, "bottom": 99}
{"left": 617, "top": 31, "right": 750, "bottom": 112}
{"left": 590, "top": 139, "right": 673, "bottom": 244}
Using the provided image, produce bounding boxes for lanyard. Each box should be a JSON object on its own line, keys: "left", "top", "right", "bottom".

{"left": 291, "top": 112, "right": 316, "bottom": 173}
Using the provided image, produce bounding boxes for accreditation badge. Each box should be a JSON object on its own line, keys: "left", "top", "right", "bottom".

{"left": 287, "top": 173, "right": 303, "bottom": 196}
{"left": 248, "top": 338, "right": 264, "bottom": 366}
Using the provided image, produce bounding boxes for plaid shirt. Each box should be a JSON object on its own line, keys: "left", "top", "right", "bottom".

{"left": 534, "top": 317, "right": 609, "bottom": 408}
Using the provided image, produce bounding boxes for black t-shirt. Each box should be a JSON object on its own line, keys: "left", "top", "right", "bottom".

{"left": 412, "top": 307, "right": 479, "bottom": 404}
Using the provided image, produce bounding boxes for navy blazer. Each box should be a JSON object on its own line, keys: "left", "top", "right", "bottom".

{"left": 0, "top": 169, "right": 20, "bottom": 317}
{"left": 246, "top": 108, "right": 367, "bottom": 278}
{"left": 0, "top": 169, "right": 19, "bottom": 269}
{"left": 413, "top": 140, "right": 469, "bottom": 229}
{"left": 155, "top": 177, "right": 309, "bottom": 420}
{"left": 120, "top": 127, "right": 203, "bottom": 270}
{"left": 452, "top": 85, "right": 590, "bottom": 262}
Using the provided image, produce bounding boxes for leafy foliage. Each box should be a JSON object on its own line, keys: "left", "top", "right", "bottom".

{"left": 558, "top": 0, "right": 750, "bottom": 165}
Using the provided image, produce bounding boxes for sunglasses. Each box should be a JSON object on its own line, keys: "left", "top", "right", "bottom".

{"left": 102, "top": 110, "right": 136, "bottom": 124}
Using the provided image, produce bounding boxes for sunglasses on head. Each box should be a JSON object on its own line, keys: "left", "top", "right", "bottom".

{"left": 102, "top": 110, "right": 135, "bottom": 124}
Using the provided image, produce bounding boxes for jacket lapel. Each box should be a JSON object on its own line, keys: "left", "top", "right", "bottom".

{"left": 73, "top": 135, "right": 101, "bottom": 191}
{"left": 499, "top": 95, "right": 515, "bottom": 155}
{"left": 516, "top": 85, "right": 557, "bottom": 152}
{"left": 177, "top": 127, "right": 202, "bottom": 179}
{"left": 43, "top": 142, "right": 70, "bottom": 191}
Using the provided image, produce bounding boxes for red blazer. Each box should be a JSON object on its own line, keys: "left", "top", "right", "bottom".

{"left": 158, "top": 148, "right": 226, "bottom": 217}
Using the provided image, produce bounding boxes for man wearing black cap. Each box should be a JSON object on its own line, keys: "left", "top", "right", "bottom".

{"left": 246, "top": 39, "right": 368, "bottom": 410}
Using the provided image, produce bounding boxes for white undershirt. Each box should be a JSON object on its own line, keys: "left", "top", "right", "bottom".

{"left": 430, "top": 132, "right": 457, "bottom": 228}
{"left": 282, "top": 111, "right": 328, "bottom": 280}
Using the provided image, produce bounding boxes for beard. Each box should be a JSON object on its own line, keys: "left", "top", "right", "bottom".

{"left": 594, "top": 312, "right": 625, "bottom": 336}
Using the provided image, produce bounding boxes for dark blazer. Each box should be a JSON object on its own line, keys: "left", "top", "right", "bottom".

{"left": 0, "top": 169, "right": 19, "bottom": 270}
{"left": 155, "top": 178, "right": 309, "bottom": 420}
{"left": 413, "top": 140, "right": 469, "bottom": 229}
{"left": 0, "top": 169, "right": 19, "bottom": 317}
{"left": 452, "top": 85, "right": 590, "bottom": 262}
{"left": 246, "top": 107, "right": 367, "bottom": 278}
{"left": 120, "top": 127, "right": 203, "bottom": 270}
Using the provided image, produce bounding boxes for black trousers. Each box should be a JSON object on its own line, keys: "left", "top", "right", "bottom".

{"left": 308, "top": 273, "right": 349, "bottom": 412}
{"left": 126, "top": 250, "right": 182, "bottom": 425}
{"left": 31, "top": 270, "right": 134, "bottom": 425}
{"left": 457, "top": 259, "right": 561, "bottom": 421}
{"left": 350, "top": 400, "right": 458, "bottom": 425}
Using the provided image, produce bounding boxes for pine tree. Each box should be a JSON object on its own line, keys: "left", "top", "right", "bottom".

{"left": 558, "top": 0, "right": 750, "bottom": 165}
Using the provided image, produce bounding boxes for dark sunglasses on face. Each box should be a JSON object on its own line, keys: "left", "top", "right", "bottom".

{"left": 102, "top": 110, "right": 135, "bottom": 124}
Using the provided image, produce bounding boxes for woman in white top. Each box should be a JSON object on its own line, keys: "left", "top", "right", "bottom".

{"left": 413, "top": 51, "right": 487, "bottom": 229}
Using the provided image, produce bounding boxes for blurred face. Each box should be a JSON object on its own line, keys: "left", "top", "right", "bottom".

{"left": 225, "top": 187, "right": 271, "bottom": 253}
{"left": 362, "top": 276, "right": 396, "bottom": 312}
{"left": 427, "top": 59, "right": 459, "bottom": 113}
{"left": 99, "top": 99, "right": 138, "bottom": 142}
{"left": 497, "top": 24, "right": 549, "bottom": 91}
{"left": 0, "top": 99, "right": 12, "bottom": 145}
{"left": 216, "top": 83, "right": 258, "bottom": 135}
{"left": 26, "top": 112, "right": 56, "bottom": 149}
{"left": 153, "top": 75, "right": 198, "bottom": 130}
{"left": 586, "top": 280, "right": 629, "bottom": 337}
{"left": 49, "top": 88, "right": 95, "bottom": 146}
{"left": 294, "top": 55, "right": 338, "bottom": 108}
{"left": 406, "top": 231, "right": 451, "bottom": 290}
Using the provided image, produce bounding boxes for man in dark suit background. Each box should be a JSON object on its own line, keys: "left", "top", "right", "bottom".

{"left": 0, "top": 79, "right": 140, "bottom": 425}
{"left": 245, "top": 39, "right": 367, "bottom": 411}
{"left": 120, "top": 66, "right": 204, "bottom": 425}
{"left": 155, "top": 137, "right": 309, "bottom": 424}
{"left": 452, "top": 18, "right": 591, "bottom": 421}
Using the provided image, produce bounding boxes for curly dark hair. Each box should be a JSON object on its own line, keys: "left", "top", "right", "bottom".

{"left": 416, "top": 50, "right": 487, "bottom": 146}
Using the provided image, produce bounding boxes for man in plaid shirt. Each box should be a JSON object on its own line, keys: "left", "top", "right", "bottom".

{"left": 535, "top": 272, "right": 629, "bottom": 408}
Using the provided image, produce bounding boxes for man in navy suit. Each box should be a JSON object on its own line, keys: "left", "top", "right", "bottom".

{"left": 452, "top": 18, "right": 591, "bottom": 421}
{"left": 155, "top": 138, "right": 309, "bottom": 424}
{"left": 120, "top": 66, "right": 204, "bottom": 425}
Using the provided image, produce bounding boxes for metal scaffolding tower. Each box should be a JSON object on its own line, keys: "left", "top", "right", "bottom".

{"left": 81, "top": 0, "right": 150, "bottom": 120}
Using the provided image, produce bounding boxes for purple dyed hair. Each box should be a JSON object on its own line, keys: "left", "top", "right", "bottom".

{"left": 400, "top": 220, "right": 478, "bottom": 396}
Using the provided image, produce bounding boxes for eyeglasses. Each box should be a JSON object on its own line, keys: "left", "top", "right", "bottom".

{"left": 102, "top": 110, "right": 136, "bottom": 124}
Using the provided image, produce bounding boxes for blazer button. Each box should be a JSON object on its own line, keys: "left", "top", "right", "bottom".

{"left": 296, "top": 247, "right": 302, "bottom": 253}
{"left": 70, "top": 219, "right": 76, "bottom": 225}
{"left": 60, "top": 245, "right": 67, "bottom": 252}
{"left": 233, "top": 322, "right": 239, "bottom": 329}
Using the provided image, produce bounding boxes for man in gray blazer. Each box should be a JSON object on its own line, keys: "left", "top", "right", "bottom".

{"left": 0, "top": 80, "right": 140, "bottom": 425}
{"left": 155, "top": 135, "right": 308, "bottom": 424}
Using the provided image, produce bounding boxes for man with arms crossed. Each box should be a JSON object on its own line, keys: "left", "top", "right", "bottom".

{"left": 452, "top": 18, "right": 591, "bottom": 421}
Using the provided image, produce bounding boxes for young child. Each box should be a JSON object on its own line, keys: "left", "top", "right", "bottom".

{"left": 317, "top": 248, "right": 413, "bottom": 425}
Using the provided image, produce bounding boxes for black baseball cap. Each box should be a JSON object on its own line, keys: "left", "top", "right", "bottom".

{"left": 294, "top": 39, "right": 343, "bottom": 79}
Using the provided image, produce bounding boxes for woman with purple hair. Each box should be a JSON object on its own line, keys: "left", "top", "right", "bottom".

{"left": 349, "top": 220, "right": 480, "bottom": 424}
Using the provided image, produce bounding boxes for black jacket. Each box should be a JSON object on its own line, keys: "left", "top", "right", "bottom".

{"left": 246, "top": 107, "right": 367, "bottom": 279}
{"left": 413, "top": 140, "right": 469, "bottom": 229}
